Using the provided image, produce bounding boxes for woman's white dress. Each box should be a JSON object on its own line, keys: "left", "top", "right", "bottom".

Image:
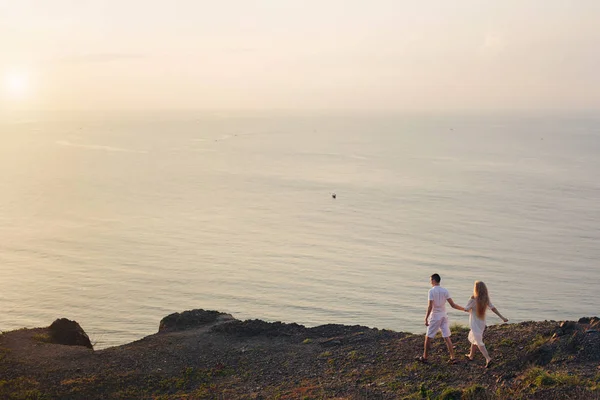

{"left": 465, "top": 298, "right": 494, "bottom": 346}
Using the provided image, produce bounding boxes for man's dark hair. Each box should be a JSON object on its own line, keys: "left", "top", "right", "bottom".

{"left": 431, "top": 273, "right": 441, "bottom": 283}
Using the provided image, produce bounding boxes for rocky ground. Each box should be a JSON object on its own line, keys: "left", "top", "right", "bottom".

{"left": 1, "top": 310, "right": 599, "bottom": 399}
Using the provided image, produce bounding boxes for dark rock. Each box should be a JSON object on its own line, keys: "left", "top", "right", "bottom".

{"left": 577, "top": 317, "right": 599, "bottom": 325}
{"left": 553, "top": 328, "right": 564, "bottom": 337}
{"left": 48, "top": 318, "right": 93, "bottom": 349}
{"left": 306, "top": 324, "right": 370, "bottom": 338}
{"left": 566, "top": 331, "right": 584, "bottom": 353}
{"left": 559, "top": 321, "right": 579, "bottom": 333}
{"left": 501, "top": 372, "right": 515, "bottom": 381}
{"left": 527, "top": 344, "right": 555, "bottom": 366}
{"left": 320, "top": 338, "right": 343, "bottom": 347}
{"left": 159, "top": 309, "right": 233, "bottom": 332}
{"left": 211, "top": 319, "right": 305, "bottom": 337}
{"left": 578, "top": 334, "right": 600, "bottom": 362}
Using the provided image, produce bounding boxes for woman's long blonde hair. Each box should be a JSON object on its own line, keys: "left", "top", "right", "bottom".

{"left": 474, "top": 281, "right": 490, "bottom": 319}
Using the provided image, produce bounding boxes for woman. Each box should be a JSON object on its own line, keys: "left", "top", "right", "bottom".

{"left": 464, "top": 281, "right": 508, "bottom": 368}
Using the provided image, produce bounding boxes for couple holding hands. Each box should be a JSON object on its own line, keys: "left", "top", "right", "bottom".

{"left": 417, "top": 273, "right": 509, "bottom": 368}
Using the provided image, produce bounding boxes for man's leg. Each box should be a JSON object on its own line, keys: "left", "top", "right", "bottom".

{"left": 422, "top": 318, "right": 440, "bottom": 360}
{"left": 423, "top": 336, "right": 432, "bottom": 359}
{"left": 443, "top": 336, "right": 455, "bottom": 360}
{"left": 440, "top": 317, "right": 455, "bottom": 360}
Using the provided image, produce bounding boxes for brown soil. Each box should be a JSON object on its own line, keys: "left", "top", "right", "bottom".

{"left": 1, "top": 312, "right": 599, "bottom": 399}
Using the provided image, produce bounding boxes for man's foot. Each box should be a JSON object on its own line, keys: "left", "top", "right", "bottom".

{"left": 464, "top": 354, "right": 474, "bottom": 361}
{"left": 415, "top": 356, "right": 428, "bottom": 363}
{"left": 485, "top": 359, "right": 493, "bottom": 368}
{"left": 448, "top": 358, "right": 458, "bottom": 365}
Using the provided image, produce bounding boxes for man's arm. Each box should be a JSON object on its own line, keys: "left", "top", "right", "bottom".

{"left": 424, "top": 300, "right": 433, "bottom": 326}
{"left": 447, "top": 298, "right": 465, "bottom": 311}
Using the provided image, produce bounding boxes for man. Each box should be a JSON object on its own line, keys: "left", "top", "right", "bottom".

{"left": 417, "top": 273, "right": 464, "bottom": 364}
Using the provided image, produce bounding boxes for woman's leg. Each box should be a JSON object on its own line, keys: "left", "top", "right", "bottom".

{"left": 476, "top": 343, "right": 491, "bottom": 363}
{"left": 467, "top": 344, "right": 477, "bottom": 359}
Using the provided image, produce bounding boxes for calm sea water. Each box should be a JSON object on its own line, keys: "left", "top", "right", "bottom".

{"left": 1, "top": 112, "right": 599, "bottom": 349}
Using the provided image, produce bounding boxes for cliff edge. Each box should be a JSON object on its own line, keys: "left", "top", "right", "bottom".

{"left": 1, "top": 310, "right": 599, "bottom": 399}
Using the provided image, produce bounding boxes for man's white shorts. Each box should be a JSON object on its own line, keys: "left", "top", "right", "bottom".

{"left": 426, "top": 315, "right": 451, "bottom": 338}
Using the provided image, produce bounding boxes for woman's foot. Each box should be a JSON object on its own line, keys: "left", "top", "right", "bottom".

{"left": 464, "top": 354, "right": 474, "bottom": 361}
{"left": 415, "top": 356, "right": 428, "bottom": 363}
{"left": 485, "top": 359, "right": 493, "bottom": 368}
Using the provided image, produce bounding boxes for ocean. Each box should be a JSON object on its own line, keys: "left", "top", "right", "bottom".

{"left": 1, "top": 111, "right": 598, "bottom": 349}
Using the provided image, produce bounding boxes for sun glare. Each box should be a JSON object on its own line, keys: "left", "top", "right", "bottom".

{"left": 3, "top": 70, "right": 31, "bottom": 100}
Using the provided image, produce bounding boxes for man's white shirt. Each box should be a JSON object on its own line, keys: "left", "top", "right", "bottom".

{"left": 428, "top": 285, "right": 450, "bottom": 320}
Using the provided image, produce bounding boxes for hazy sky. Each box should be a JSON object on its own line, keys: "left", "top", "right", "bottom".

{"left": 1, "top": 0, "right": 599, "bottom": 112}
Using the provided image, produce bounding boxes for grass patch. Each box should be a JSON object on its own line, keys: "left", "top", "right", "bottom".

{"left": 462, "top": 384, "right": 490, "bottom": 399}
{"left": 318, "top": 351, "right": 332, "bottom": 358}
{"left": 498, "top": 338, "right": 514, "bottom": 347}
{"left": 450, "top": 323, "right": 469, "bottom": 334}
{"left": 439, "top": 387, "right": 462, "bottom": 399}
{"left": 400, "top": 362, "right": 419, "bottom": 374}
{"left": 432, "top": 372, "right": 450, "bottom": 381}
{"left": 522, "top": 367, "right": 581, "bottom": 388}
{"left": 60, "top": 376, "right": 97, "bottom": 386}
{"left": 407, "top": 362, "right": 419, "bottom": 372}
{"left": 32, "top": 333, "right": 51, "bottom": 344}
{"left": 158, "top": 365, "right": 235, "bottom": 392}
{"left": 387, "top": 379, "right": 405, "bottom": 391}
{"left": 302, "top": 338, "right": 312, "bottom": 344}
{"left": 0, "top": 377, "right": 48, "bottom": 399}
{"left": 528, "top": 334, "right": 550, "bottom": 351}
{"left": 0, "top": 347, "right": 10, "bottom": 362}
{"left": 418, "top": 383, "right": 433, "bottom": 399}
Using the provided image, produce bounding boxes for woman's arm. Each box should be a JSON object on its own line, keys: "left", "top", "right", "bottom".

{"left": 463, "top": 297, "right": 474, "bottom": 313}
{"left": 491, "top": 307, "right": 509, "bottom": 322}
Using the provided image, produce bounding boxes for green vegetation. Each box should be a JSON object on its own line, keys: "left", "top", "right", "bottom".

{"left": 0, "top": 377, "right": 48, "bottom": 400}
{"left": 438, "top": 387, "right": 462, "bottom": 400}
{"left": 32, "top": 333, "right": 51, "bottom": 343}
{"left": 462, "top": 384, "right": 490, "bottom": 399}
{"left": 527, "top": 334, "right": 551, "bottom": 351}
{"left": 522, "top": 367, "right": 581, "bottom": 388}
{"left": 1, "top": 316, "right": 598, "bottom": 399}
{"left": 157, "top": 365, "right": 235, "bottom": 393}
{"left": 0, "top": 347, "right": 10, "bottom": 362}
{"left": 432, "top": 372, "right": 450, "bottom": 382}
{"left": 449, "top": 323, "right": 469, "bottom": 335}
{"left": 419, "top": 383, "right": 433, "bottom": 399}
{"left": 386, "top": 379, "right": 404, "bottom": 391}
